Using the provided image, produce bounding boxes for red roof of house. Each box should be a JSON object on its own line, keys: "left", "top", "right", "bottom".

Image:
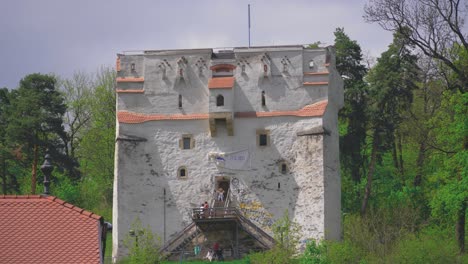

{"left": 0, "top": 195, "right": 103, "bottom": 264}
{"left": 208, "top": 77, "right": 235, "bottom": 89}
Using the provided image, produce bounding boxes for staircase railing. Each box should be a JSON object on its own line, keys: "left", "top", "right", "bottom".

{"left": 224, "top": 188, "right": 230, "bottom": 208}
{"left": 236, "top": 211, "right": 275, "bottom": 248}
{"left": 160, "top": 222, "right": 199, "bottom": 254}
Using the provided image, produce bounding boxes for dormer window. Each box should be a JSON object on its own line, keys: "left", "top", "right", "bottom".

{"left": 216, "top": 95, "right": 224, "bottom": 106}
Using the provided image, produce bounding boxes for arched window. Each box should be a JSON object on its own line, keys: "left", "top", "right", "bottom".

{"left": 261, "top": 91, "right": 266, "bottom": 106}
{"left": 216, "top": 95, "right": 224, "bottom": 106}
{"left": 178, "top": 166, "right": 187, "bottom": 179}
{"left": 178, "top": 94, "right": 182, "bottom": 108}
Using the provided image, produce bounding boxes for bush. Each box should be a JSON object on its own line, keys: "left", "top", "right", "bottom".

{"left": 299, "top": 240, "right": 330, "bottom": 264}
{"left": 386, "top": 227, "right": 465, "bottom": 264}
{"left": 119, "top": 219, "right": 163, "bottom": 264}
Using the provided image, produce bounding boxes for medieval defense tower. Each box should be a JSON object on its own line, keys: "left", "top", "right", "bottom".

{"left": 113, "top": 45, "right": 344, "bottom": 260}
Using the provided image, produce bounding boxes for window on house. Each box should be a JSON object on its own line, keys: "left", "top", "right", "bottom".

{"left": 261, "top": 91, "right": 266, "bottom": 106}
{"left": 179, "top": 134, "right": 194, "bottom": 150}
{"left": 216, "top": 95, "right": 224, "bottom": 106}
{"left": 131, "top": 63, "right": 135, "bottom": 71}
{"left": 178, "top": 94, "right": 182, "bottom": 108}
{"left": 178, "top": 166, "right": 187, "bottom": 179}
{"left": 256, "top": 129, "right": 270, "bottom": 147}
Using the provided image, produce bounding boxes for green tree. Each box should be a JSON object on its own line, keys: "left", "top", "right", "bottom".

{"left": 335, "top": 28, "right": 369, "bottom": 184}
{"left": 361, "top": 34, "right": 421, "bottom": 215}
{"left": 5, "top": 74, "right": 67, "bottom": 194}
{"left": 76, "top": 67, "right": 116, "bottom": 219}
{"left": 59, "top": 72, "right": 93, "bottom": 162}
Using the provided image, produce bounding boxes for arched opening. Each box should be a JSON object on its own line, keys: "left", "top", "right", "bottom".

{"left": 261, "top": 91, "right": 266, "bottom": 106}
{"left": 216, "top": 94, "right": 224, "bottom": 106}
{"left": 178, "top": 166, "right": 187, "bottom": 179}
{"left": 178, "top": 94, "right": 182, "bottom": 108}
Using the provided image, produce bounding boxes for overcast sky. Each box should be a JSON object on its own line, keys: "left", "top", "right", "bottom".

{"left": 0, "top": 0, "right": 393, "bottom": 89}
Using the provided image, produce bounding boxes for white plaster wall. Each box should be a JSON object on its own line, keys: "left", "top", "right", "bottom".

{"left": 113, "top": 115, "right": 326, "bottom": 256}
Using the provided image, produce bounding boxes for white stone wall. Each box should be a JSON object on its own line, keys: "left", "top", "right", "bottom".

{"left": 113, "top": 116, "right": 326, "bottom": 256}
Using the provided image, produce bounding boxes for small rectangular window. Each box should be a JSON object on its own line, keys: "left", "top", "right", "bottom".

{"left": 183, "top": 137, "right": 191, "bottom": 149}
{"left": 259, "top": 134, "right": 267, "bottom": 146}
{"left": 256, "top": 129, "right": 270, "bottom": 147}
{"left": 180, "top": 134, "right": 194, "bottom": 150}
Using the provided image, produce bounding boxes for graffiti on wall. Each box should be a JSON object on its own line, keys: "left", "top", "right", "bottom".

{"left": 239, "top": 201, "right": 274, "bottom": 230}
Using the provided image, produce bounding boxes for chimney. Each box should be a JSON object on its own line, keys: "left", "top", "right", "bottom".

{"left": 40, "top": 154, "right": 54, "bottom": 195}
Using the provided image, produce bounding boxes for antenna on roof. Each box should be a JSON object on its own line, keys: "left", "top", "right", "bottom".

{"left": 248, "top": 4, "right": 251, "bottom": 48}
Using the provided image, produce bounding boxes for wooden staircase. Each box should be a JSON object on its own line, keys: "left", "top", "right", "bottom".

{"left": 161, "top": 186, "right": 275, "bottom": 259}
{"left": 160, "top": 222, "right": 200, "bottom": 257}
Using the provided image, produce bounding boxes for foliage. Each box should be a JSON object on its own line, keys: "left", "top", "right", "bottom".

{"left": 246, "top": 210, "right": 301, "bottom": 264}
{"left": 119, "top": 218, "right": 163, "bottom": 264}
{"left": 334, "top": 27, "right": 369, "bottom": 184}
{"left": 299, "top": 240, "right": 330, "bottom": 264}
{"left": 364, "top": 0, "right": 468, "bottom": 92}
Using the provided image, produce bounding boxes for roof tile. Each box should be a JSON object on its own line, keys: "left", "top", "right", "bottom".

{"left": 303, "top": 71, "right": 329, "bottom": 76}
{"left": 303, "top": 81, "right": 328, "bottom": 86}
{"left": 118, "top": 100, "right": 328, "bottom": 124}
{"left": 208, "top": 77, "right": 235, "bottom": 89}
{"left": 116, "top": 77, "right": 144, "bottom": 83}
{"left": 0, "top": 195, "right": 103, "bottom": 264}
{"left": 116, "top": 89, "right": 145, "bottom": 94}
{"left": 236, "top": 100, "right": 328, "bottom": 118}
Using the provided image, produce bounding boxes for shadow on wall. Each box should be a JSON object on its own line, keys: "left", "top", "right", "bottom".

{"left": 210, "top": 122, "right": 301, "bottom": 233}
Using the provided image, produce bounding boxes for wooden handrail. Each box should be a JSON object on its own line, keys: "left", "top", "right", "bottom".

{"left": 160, "top": 222, "right": 197, "bottom": 253}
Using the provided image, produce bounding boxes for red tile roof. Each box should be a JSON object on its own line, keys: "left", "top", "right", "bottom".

{"left": 236, "top": 100, "right": 328, "bottom": 118}
{"left": 303, "top": 81, "right": 328, "bottom": 86}
{"left": 116, "top": 89, "right": 145, "bottom": 94}
{"left": 209, "top": 64, "right": 236, "bottom": 71}
{"left": 118, "top": 111, "right": 210, "bottom": 123}
{"left": 0, "top": 195, "right": 103, "bottom": 264}
{"left": 208, "top": 77, "right": 235, "bottom": 89}
{"left": 118, "top": 100, "right": 328, "bottom": 124}
{"left": 116, "top": 77, "right": 144, "bottom": 83}
{"left": 303, "top": 71, "right": 329, "bottom": 76}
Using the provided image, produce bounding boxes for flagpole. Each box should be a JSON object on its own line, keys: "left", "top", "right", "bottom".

{"left": 248, "top": 4, "right": 251, "bottom": 48}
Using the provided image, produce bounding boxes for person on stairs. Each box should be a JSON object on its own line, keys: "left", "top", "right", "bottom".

{"left": 217, "top": 188, "right": 225, "bottom": 202}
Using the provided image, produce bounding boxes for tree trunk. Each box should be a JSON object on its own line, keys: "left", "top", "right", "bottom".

{"left": 414, "top": 141, "right": 426, "bottom": 187}
{"left": 31, "top": 144, "right": 38, "bottom": 195}
{"left": 397, "top": 132, "right": 404, "bottom": 174}
{"left": 392, "top": 139, "right": 400, "bottom": 173}
{"left": 456, "top": 200, "right": 466, "bottom": 254}
{"left": 1, "top": 156, "right": 6, "bottom": 194}
{"left": 361, "top": 130, "right": 379, "bottom": 215}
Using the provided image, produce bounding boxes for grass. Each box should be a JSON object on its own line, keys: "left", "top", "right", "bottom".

{"left": 163, "top": 261, "right": 246, "bottom": 264}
